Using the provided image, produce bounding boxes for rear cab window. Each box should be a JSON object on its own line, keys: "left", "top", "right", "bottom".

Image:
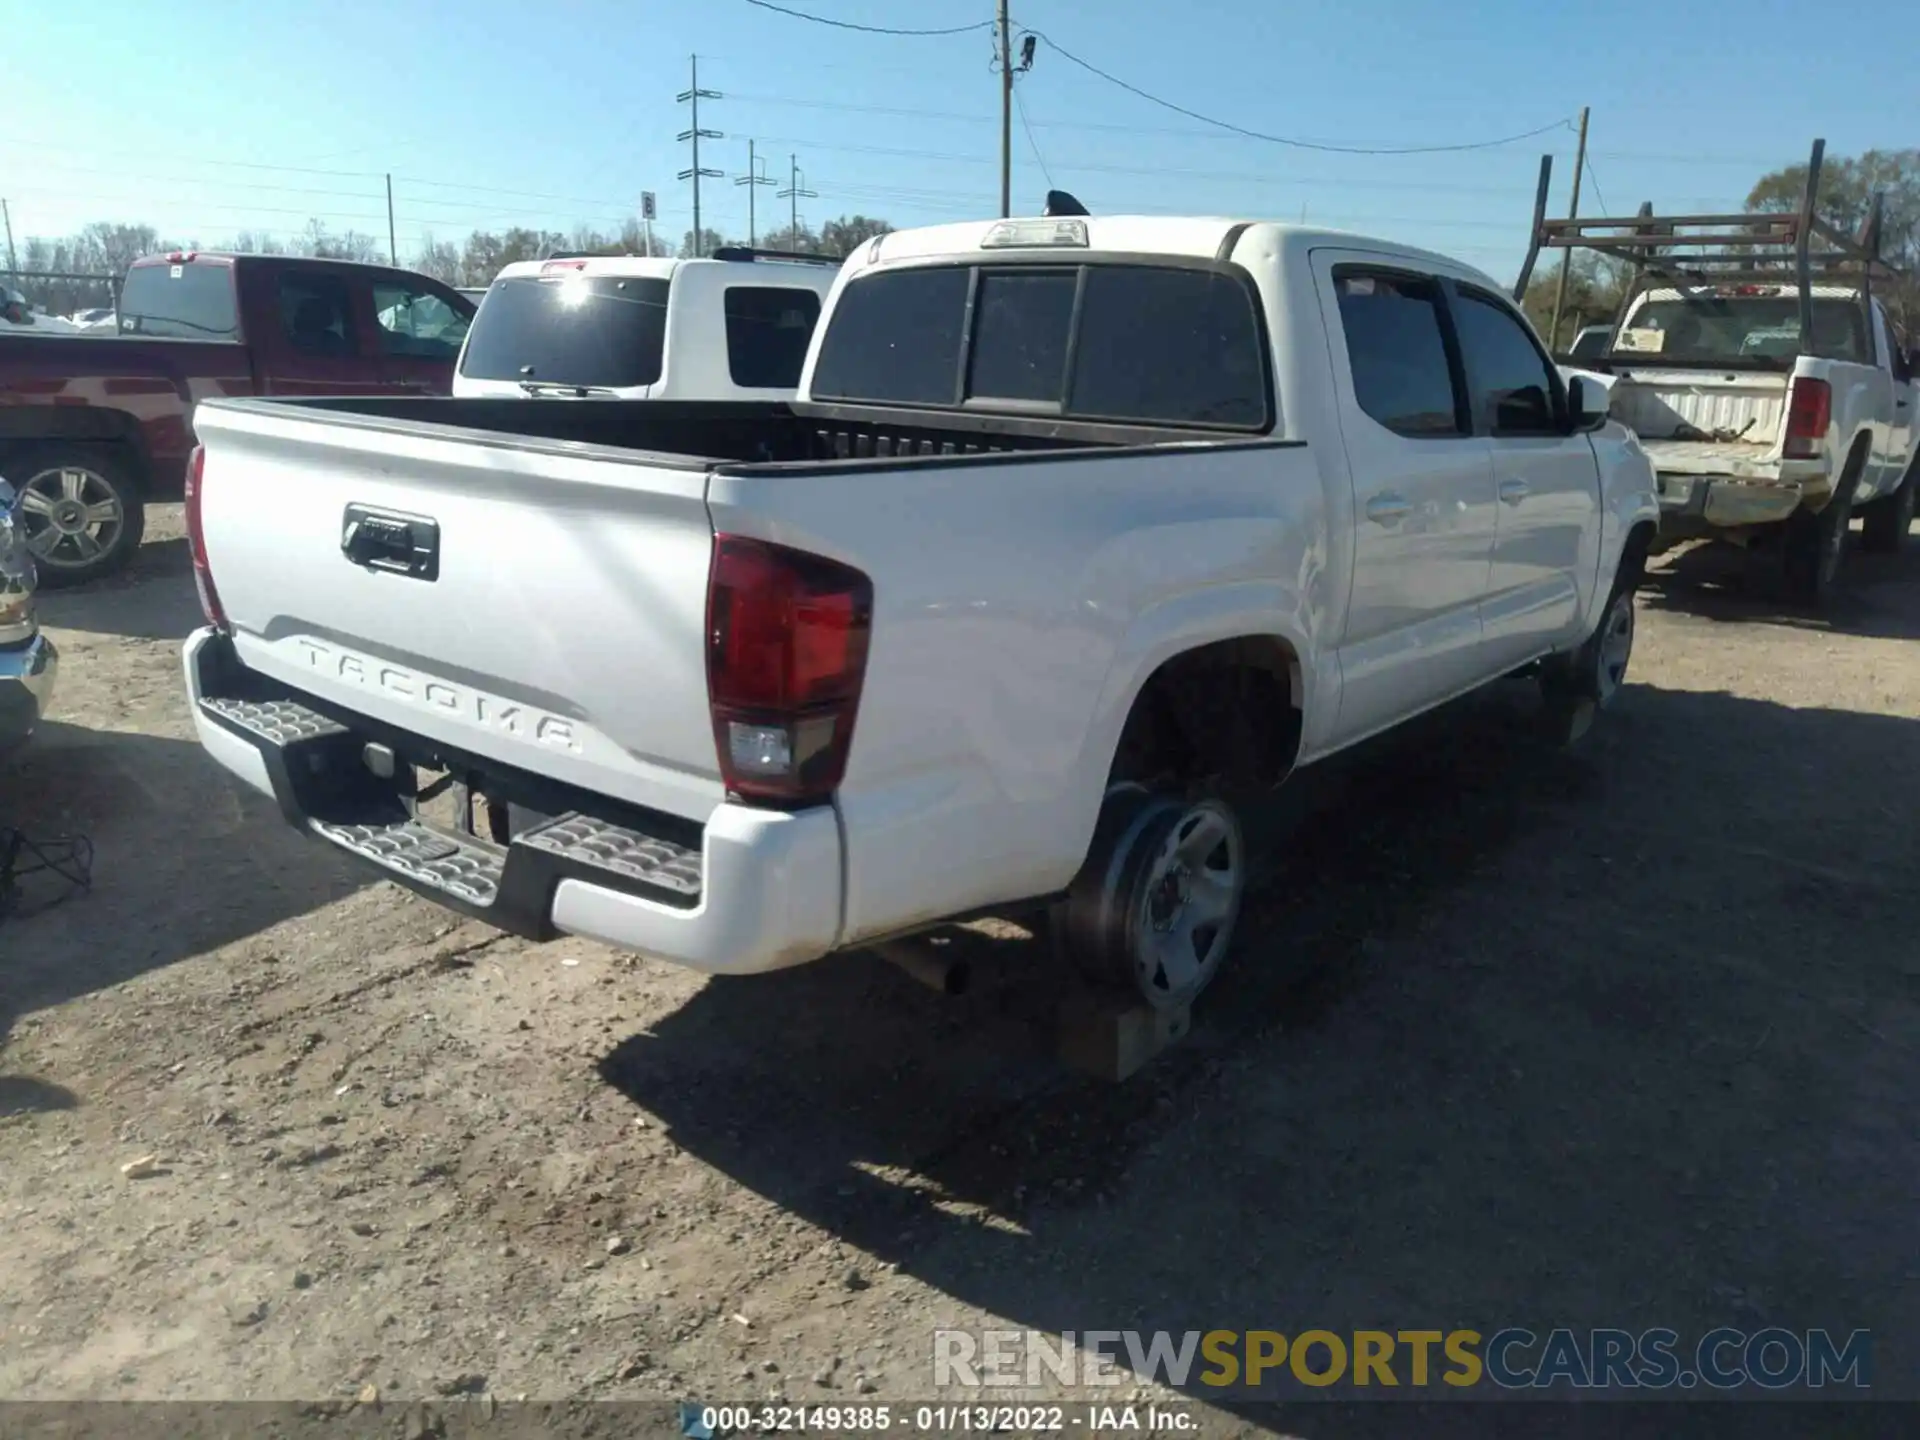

{"left": 1614, "top": 290, "right": 1871, "bottom": 364}
{"left": 809, "top": 260, "right": 1270, "bottom": 429}
{"left": 460, "top": 272, "right": 671, "bottom": 389}
{"left": 118, "top": 259, "right": 241, "bottom": 340}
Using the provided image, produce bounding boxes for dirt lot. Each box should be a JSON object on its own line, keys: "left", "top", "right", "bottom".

{"left": 2, "top": 507, "right": 1917, "bottom": 1430}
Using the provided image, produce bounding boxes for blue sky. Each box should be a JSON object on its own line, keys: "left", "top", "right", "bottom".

{"left": 3, "top": 0, "right": 1910, "bottom": 281}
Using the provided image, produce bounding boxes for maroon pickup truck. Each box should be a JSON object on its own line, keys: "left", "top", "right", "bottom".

{"left": 0, "top": 251, "right": 476, "bottom": 586}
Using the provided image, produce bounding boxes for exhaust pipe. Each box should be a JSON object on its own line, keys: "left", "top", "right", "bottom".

{"left": 876, "top": 940, "right": 970, "bottom": 997}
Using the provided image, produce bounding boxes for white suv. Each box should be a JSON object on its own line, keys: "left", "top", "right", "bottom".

{"left": 452, "top": 249, "right": 840, "bottom": 401}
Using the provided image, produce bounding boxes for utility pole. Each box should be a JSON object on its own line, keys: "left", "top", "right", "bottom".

{"left": 776, "top": 155, "right": 817, "bottom": 247}
{"left": 385, "top": 174, "right": 397, "bottom": 265}
{"left": 676, "top": 55, "right": 723, "bottom": 257}
{"left": 1, "top": 198, "right": 16, "bottom": 276}
{"left": 735, "top": 140, "right": 775, "bottom": 248}
{"left": 1549, "top": 105, "right": 1591, "bottom": 352}
{"left": 997, "top": 0, "right": 1013, "bottom": 218}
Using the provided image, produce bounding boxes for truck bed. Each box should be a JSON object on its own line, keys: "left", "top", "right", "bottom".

{"left": 256, "top": 394, "right": 1259, "bottom": 470}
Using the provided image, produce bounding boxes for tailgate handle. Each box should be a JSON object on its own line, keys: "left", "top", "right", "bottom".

{"left": 342, "top": 504, "right": 440, "bottom": 581}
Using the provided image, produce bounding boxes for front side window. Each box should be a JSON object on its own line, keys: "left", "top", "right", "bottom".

{"left": 1453, "top": 289, "right": 1561, "bottom": 436}
{"left": 1333, "top": 270, "right": 1464, "bottom": 437}
{"left": 373, "top": 283, "right": 470, "bottom": 359}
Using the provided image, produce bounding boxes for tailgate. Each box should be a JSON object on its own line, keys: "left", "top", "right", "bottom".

{"left": 191, "top": 399, "right": 724, "bottom": 822}
{"left": 1608, "top": 368, "right": 1788, "bottom": 454}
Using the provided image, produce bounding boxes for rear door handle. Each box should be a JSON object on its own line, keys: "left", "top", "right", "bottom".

{"left": 1499, "top": 479, "right": 1530, "bottom": 505}
{"left": 1365, "top": 493, "right": 1412, "bottom": 525}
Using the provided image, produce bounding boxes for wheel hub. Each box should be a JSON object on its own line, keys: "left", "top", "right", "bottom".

{"left": 1128, "top": 801, "right": 1244, "bottom": 1009}
{"left": 19, "top": 465, "right": 123, "bottom": 567}
{"left": 1148, "top": 865, "right": 1191, "bottom": 931}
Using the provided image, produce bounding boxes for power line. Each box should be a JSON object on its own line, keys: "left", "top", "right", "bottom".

{"left": 1012, "top": 85, "right": 1054, "bottom": 189}
{"left": 1582, "top": 155, "right": 1612, "bottom": 217}
{"left": 1018, "top": 27, "right": 1576, "bottom": 155}
{"left": 742, "top": 0, "right": 990, "bottom": 37}
{"left": 743, "top": 131, "right": 1565, "bottom": 195}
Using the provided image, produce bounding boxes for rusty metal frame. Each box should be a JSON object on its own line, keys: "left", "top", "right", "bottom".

{"left": 1513, "top": 139, "right": 1904, "bottom": 361}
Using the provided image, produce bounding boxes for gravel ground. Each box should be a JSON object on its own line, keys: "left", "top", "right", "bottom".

{"left": 2, "top": 506, "right": 1917, "bottom": 1434}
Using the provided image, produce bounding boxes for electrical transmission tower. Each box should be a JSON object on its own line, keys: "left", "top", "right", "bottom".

{"left": 776, "top": 155, "right": 818, "bottom": 248}
{"left": 734, "top": 140, "right": 775, "bottom": 248}
{"left": 676, "top": 55, "right": 723, "bottom": 256}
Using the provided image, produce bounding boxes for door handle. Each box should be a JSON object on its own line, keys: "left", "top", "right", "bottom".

{"left": 1499, "top": 479, "right": 1530, "bottom": 506}
{"left": 1365, "top": 493, "right": 1412, "bottom": 525}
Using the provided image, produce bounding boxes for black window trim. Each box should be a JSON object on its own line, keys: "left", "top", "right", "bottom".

{"left": 1444, "top": 278, "right": 1571, "bottom": 439}
{"left": 814, "top": 252, "right": 1275, "bottom": 434}
{"left": 1330, "top": 261, "right": 1474, "bottom": 441}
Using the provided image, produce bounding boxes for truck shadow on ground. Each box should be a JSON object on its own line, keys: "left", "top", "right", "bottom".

{"left": 33, "top": 537, "right": 196, "bottom": 641}
{"left": 600, "top": 681, "right": 1920, "bottom": 1424}
{"left": 1641, "top": 536, "right": 1920, "bottom": 639}
{"left": 0, "top": 718, "right": 369, "bottom": 1104}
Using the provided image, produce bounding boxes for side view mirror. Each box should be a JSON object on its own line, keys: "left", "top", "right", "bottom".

{"left": 1567, "top": 374, "right": 1611, "bottom": 432}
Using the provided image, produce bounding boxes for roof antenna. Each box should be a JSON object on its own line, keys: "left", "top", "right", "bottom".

{"left": 1042, "top": 189, "right": 1089, "bottom": 218}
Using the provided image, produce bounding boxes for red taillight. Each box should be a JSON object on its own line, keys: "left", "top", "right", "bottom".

{"left": 540, "top": 259, "right": 589, "bottom": 276}
{"left": 705, "top": 534, "right": 873, "bottom": 806}
{"left": 1784, "top": 377, "right": 1832, "bottom": 460}
{"left": 183, "top": 445, "right": 227, "bottom": 629}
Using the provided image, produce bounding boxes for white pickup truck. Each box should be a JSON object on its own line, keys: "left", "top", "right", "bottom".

{"left": 180, "top": 214, "right": 1657, "bottom": 1013}
{"left": 1599, "top": 282, "right": 1918, "bottom": 600}
{"left": 453, "top": 249, "right": 839, "bottom": 402}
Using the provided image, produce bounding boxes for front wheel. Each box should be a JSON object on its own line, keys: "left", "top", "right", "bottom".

{"left": 1054, "top": 788, "right": 1247, "bottom": 1012}
{"left": 10, "top": 445, "right": 146, "bottom": 588}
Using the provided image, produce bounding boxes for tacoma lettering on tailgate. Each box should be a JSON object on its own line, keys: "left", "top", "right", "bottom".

{"left": 293, "top": 639, "right": 580, "bottom": 752}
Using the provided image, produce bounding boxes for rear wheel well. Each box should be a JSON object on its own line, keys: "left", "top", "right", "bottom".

{"left": 1108, "top": 637, "right": 1303, "bottom": 797}
{"left": 1620, "top": 520, "right": 1656, "bottom": 589}
{"left": 0, "top": 409, "right": 152, "bottom": 494}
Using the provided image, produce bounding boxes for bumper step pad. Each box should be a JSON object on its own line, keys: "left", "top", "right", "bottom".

{"left": 200, "top": 696, "right": 347, "bottom": 746}
{"left": 310, "top": 818, "right": 504, "bottom": 906}
{"left": 517, "top": 812, "right": 701, "bottom": 898}
{"left": 195, "top": 688, "right": 704, "bottom": 929}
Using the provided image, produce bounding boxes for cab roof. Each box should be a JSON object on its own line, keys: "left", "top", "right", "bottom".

{"left": 849, "top": 214, "right": 1505, "bottom": 292}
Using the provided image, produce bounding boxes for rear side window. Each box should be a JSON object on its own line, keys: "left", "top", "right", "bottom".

{"left": 724, "top": 285, "right": 823, "bottom": 389}
{"left": 809, "top": 262, "right": 1269, "bottom": 428}
{"left": 1453, "top": 288, "right": 1561, "bottom": 436}
{"left": 279, "top": 273, "right": 357, "bottom": 357}
{"left": 1334, "top": 271, "right": 1464, "bottom": 437}
{"left": 118, "top": 262, "right": 240, "bottom": 340}
{"left": 460, "top": 274, "right": 671, "bottom": 388}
